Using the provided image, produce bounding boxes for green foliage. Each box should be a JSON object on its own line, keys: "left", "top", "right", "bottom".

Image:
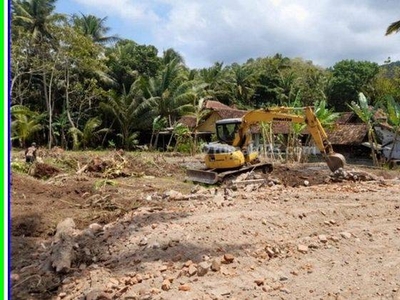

{"left": 173, "top": 123, "right": 193, "bottom": 153}
{"left": 9, "top": 2, "right": 400, "bottom": 152}
{"left": 11, "top": 161, "right": 29, "bottom": 173}
{"left": 72, "top": 13, "right": 119, "bottom": 44}
{"left": 348, "top": 93, "right": 380, "bottom": 166}
{"left": 106, "top": 39, "right": 161, "bottom": 91}
{"left": 100, "top": 87, "right": 149, "bottom": 149}
{"left": 328, "top": 60, "right": 379, "bottom": 111}
{"left": 68, "top": 117, "right": 109, "bottom": 149}
{"left": 313, "top": 99, "right": 340, "bottom": 128}
{"left": 386, "top": 20, "right": 400, "bottom": 35}
{"left": 94, "top": 179, "right": 117, "bottom": 190}
{"left": 385, "top": 96, "right": 400, "bottom": 127}
{"left": 11, "top": 105, "right": 44, "bottom": 147}
{"left": 348, "top": 93, "right": 374, "bottom": 123}
{"left": 152, "top": 116, "right": 167, "bottom": 131}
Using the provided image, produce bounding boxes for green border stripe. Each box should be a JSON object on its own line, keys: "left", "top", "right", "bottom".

{"left": 2, "top": 0, "right": 7, "bottom": 299}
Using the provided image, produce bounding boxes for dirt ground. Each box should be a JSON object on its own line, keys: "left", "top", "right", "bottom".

{"left": 10, "top": 150, "right": 400, "bottom": 300}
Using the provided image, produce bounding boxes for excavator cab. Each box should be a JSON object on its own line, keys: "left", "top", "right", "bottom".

{"left": 216, "top": 118, "right": 242, "bottom": 145}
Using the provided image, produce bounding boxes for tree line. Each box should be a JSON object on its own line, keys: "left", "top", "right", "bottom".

{"left": 10, "top": 0, "right": 400, "bottom": 150}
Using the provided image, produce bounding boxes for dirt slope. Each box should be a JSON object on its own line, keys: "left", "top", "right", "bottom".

{"left": 10, "top": 152, "right": 400, "bottom": 300}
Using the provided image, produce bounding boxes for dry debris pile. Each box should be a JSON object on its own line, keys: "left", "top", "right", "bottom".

{"left": 10, "top": 152, "right": 400, "bottom": 300}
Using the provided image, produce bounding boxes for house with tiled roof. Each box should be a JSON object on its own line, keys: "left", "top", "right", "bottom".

{"left": 179, "top": 99, "right": 246, "bottom": 134}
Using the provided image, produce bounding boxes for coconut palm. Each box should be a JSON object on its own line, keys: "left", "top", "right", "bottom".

{"left": 227, "top": 63, "right": 256, "bottom": 107}
{"left": 11, "top": 105, "right": 44, "bottom": 147}
{"left": 100, "top": 86, "right": 149, "bottom": 149}
{"left": 68, "top": 117, "right": 109, "bottom": 150}
{"left": 386, "top": 20, "right": 400, "bottom": 35}
{"left": 145, "top": 59, "right": 191, "bottom": 126}
{"left": 72, "top": 13, "right": 119, "bottom": 44}
{"left": 11, "top": 0, "right": 64, "bottom": 43}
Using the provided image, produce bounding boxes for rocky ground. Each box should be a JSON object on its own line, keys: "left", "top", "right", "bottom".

{"left": 10, "top": 150, "right": 400, "bottom": 300}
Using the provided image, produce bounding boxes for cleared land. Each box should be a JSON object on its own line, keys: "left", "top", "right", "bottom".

{"left": 10, "top": 150, "right": 400, "bottom": 300}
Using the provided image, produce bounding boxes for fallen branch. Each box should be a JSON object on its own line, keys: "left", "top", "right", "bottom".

{"left": 76, "top": 164, "right": 88, "bottom": 175}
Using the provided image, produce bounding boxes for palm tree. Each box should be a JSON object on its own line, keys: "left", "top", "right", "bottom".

{"left": 68, "top": 117, "right": 109, "bottom": 150}
{"left": 386, "top": 20, "right": 400, "bottom": 35}
{"left": 72, "top": 13, "right": 119, "bottom": 44}
{"left": 162, "top": 48, "right": 185, "bottom": 66}
{"left": 145, "top": 59, "right": 192, "bottom": 126}
{"left": 12, "top": 0, "right": 63, "bottom": 43}
{"left": 11, "top": 105, "right": 44, "bottom": 147}
{"left": 198, "top": 62, "right": 231, "bottom": 103}
{"left": 100, "top": 86, "right": 150, "bottom": 149}
{"left": 227, "top": 63, "right": 256, "bottom": 107}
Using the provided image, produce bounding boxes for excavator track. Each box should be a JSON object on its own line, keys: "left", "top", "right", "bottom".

{"left": 186, "top": 162, "right": 273, "bottom": 185}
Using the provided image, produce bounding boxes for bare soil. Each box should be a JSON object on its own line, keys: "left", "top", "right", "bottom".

{"left": 10, "top": 150, "right": 400, "bottom": 300}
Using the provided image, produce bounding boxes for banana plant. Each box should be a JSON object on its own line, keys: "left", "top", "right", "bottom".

{"left": 348, "top": 92, "right": 379, "bottom": 166}
{"left": 385, "top": 96, "right": 400, "bottom": 160}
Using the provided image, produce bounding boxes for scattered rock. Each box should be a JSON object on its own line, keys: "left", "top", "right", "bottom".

{"left": 223, "top": 253, "right": 235, "bottom": 264}
{"left": 85, "top": 290, "right": 111, "bottom": 300}
{"left": 161, "top": 279, "right": 171, "bottom": 291}
{"left": 211, "top": 259, "right": 221, "bottom": 272}
{"left": 187, "top": 264, "right": 197, "bottom": 276}
{"left": 178, "top": 284, "right": 191, "bottom": 291}
{"left": 255, "top": 279, "right": 265, "bottom": 286}
{"left": 197, "top": 262, "right": 210, "bottom": 276}
{"left": 297, "top": 244, "right": 309, "bottom": 254}
{"left": 318, "top": 235, "right": 328, "bottom": 243}
{"left": 340, "top": 232, "right": 352, "bottom": 239}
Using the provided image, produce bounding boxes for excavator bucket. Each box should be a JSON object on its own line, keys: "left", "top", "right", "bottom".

{"left": 326, "top": 153, "right": 346, "bottom": 172}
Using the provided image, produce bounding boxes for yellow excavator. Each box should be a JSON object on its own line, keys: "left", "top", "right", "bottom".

{"left": 186, "top": 106, "right": 346, "bottom": 184}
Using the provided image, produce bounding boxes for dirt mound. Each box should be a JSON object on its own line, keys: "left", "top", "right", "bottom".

{"left": 30, "top": 163, "right": 60, "bottom": 179}
{"left": 10, "top": 152, "right": 400, "bottom": 300}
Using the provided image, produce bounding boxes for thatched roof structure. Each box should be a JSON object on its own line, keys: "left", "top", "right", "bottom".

{"left": 178, "top": 115, "right": 197, "bottom": 129}
{"left": 203, "top": 100, "right": 233, "bottom": 110}
{"left": 216, "top": 109, "right": 246, "bottom": 119}
{"left": 327, "top": 124, "right": 368, "bottom": 145}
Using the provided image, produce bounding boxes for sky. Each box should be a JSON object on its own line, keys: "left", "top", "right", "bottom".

{"left": 55, "top": 0, "right": 400, "bottom": 69}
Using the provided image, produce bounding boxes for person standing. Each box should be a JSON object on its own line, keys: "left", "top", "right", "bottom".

{"left": 25, "top": 142, "right": 37, "bottom": 163}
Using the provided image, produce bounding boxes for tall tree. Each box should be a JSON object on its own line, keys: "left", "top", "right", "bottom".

{"left": 12, "top": 0, "right": 63, "bottom": 43}
{"left": 106, "top": 39, "right": 161, "bottom": 92}
{"left": 100, "top": 86, "right": 150, "bottom": 149}
{"left": 72, "top": 13, "right": 119, "bottom": 44}
{"left": 328, "top": 60, "right": 379, "bottom": 111}
{"left": 226, "top": 63, "right": 256, "bottom": 107}
{"left": 144, "top": 59, "right": 192, "bottom": 126}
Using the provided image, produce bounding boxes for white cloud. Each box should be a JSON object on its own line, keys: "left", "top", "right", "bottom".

{"left": 68, "top": 0, "right": 400, "bottom": 68}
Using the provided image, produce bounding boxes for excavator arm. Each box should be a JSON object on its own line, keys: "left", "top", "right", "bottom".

{"left": 232, "top": 106, "right": 345, "bottom": 172}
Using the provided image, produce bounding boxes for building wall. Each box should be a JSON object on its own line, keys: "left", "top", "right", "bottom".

{"left": 197, "top": 112, "right": 221, "bottom": 133}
